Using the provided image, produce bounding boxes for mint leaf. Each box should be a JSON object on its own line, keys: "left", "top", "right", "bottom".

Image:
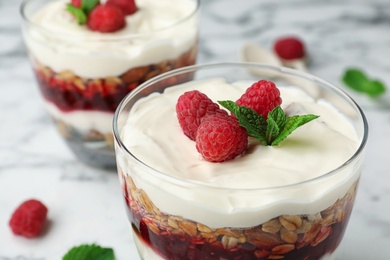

{"left": 219, "top": 100, "right": 319, "bottom": 146}
{"left": 82, "top": 0, "right": 100, "bottom": 14}
{"left": 66, "top": 0, "right": 99, "bottom": 25}
{"left": 272, "top": 114, "right": 319, "bottom": 146}
{"left": 266, "top": 106, "right": 286, "bottom": 145}
{"left": 218, "top": 100, "right": 239, "bottom": 115}
{"left": 268, "top": 106, "right": 287, "bottom": 128}
{"left": 266, "top": 117, "right": 279, "bottom": 145}
{"left": 369, "top": 80, "right": 387, "bottom": 96}
{"left": 66, "top": 4, "right": 87, "bottom": 25}
{"left": 218, "top": 100, "right": 267, "bottom": 144}
{"left": 342, "top": 68, "right": 386, "bottom": 97}
{"left": 63, "top": 244, "right": 115, "bottom": 260}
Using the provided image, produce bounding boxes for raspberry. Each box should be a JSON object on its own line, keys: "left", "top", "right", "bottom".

{"left": 273, "top": 37, "right": 305, "bottom": 60}
{"left": 236, "top": 80, "right": 282, "bottom": 119}
{"left": 87, "top": 4, "right": 125, "bottom": 33}
{"left": 196, "top": 114, "right": 248, "bottom": 162}
{"left": 9, "top": 199, "right": 48, "bottom": 238}
{"left": 106, "top": 0, "right": 137, "bottom": 15}
{"left": 71, "top": 0, "right": 81, "bottom": 8}
{"left": 176, "top": 90, "right": 227, "bottom": 141}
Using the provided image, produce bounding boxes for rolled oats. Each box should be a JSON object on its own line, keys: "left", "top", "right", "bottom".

{"left": 280, "top": 228, "right": 298, "bottom": 244}
{"left": 178, "top": 220, "right": 197, "bottom": 237}
{"left": 197, "top": 223, "right": 212, "bottom": 233}
{"left": 221, "top": 235, "right": 238, "bottom": 250}
{"left": 296, "top": 219, "right": 312, "bottom": 234}
{"left": 58, "top": 70, "right": 75, "bottom": 81}
{"left": 262, "top": 219, "right": 282, "bottom": 234}
{"left": 279, "top": 215, "right": 302, "bottom": 231}
{"left": 167, "top": 217, "right": 179, "bottom": 229}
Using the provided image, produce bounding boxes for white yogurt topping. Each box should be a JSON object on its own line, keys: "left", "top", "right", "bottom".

{"left": 45, "top": 101, "right": 113, "bottom": 133}
{"left": 23, "top": 0, "right": 198, "bottom": 78}
{"left": 118, "top": 78, "right": 362, "bottom": 228}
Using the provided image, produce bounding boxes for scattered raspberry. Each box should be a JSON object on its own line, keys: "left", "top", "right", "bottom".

{"left": 9, "top": 199, "right": 48, "bottom": 238}
{"left": 87, "top": 4, "right": 125, "bottom": 33}
{"left": 236, "top": 80, "right": 282, "bottom": 119}
{"left": 196, "top": 114, "right": 248, "bottom": 162}
{"left": 273, "top": 37, "right": 305, "bottom": 60}
{"left": 71, "top": 0, "right": 81, "bottom": 8}
{"left": 176, "top": 90, "right": 227, "bottom": 141}
{"left": 106, "top": 0, "right": 137, "bottom": 15}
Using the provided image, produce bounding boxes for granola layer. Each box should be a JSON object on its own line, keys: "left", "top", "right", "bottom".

{"left": 121, "top": 168, "right": 358, "bottom": 260}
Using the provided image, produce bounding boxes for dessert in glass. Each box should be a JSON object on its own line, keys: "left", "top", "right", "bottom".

{"left": 20, "top": 0, "right": 199, "bottom": 169}
{"left": 113, "top": 63, "right": 368, "bottom": 259}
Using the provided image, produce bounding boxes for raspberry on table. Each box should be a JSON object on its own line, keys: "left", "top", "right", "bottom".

{"left": 176, "top": 90, "right": 227, "bottom": 141}
{"left": 196, "top": 113, "right": 248, "bottom": 162}
{"left": 106, "top": 0, "right": 138, "bottom": 15}
{"left": 273, "top": 36, "right": 305, "bottom": 60}
{"left": 87, "top": 4, "right": 125, "bottom": 33}
{"left": 9, "top": 199, "right": 48, "bottom": 238}
{"left": 236, "top": 80, "right": 282, "bottom": 119}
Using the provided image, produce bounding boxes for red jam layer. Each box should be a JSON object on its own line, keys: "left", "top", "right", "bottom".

{"left": 31, "top": 46, "right": 197, "bottom": 112}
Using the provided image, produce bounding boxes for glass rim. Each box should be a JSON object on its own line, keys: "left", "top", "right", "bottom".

{"left": 113, "top": 62, "right": 369, "bottom": 191}
{"left": 20, "top": 0, "right": 200, "bottom": 42}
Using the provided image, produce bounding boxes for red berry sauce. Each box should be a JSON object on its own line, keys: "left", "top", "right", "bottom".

{"left": 30, "top": 45, "right": 198, "bottom": 113}
{"left": 34, "top": 70, "right": 133, "bottom": 112}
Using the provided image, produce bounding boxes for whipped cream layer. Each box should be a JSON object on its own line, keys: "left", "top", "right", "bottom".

{"left": 24, "top": 0, "right": 198, "bottom": 78}
{"left": 118, "top": 78, "right": 362, "bottom": 228}
{"left": 45, "top": 101, "right": 113, "bottom": 133}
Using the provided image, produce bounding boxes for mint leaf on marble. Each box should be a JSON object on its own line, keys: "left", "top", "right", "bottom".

{"left": 342, "top": 68, "right": 386, "bottom": 97}
{"left": 62, "top": 244, "right": 115, "bottom": 260}
{"left": 66, "top": 4, "right": 87, "bottom": 25}
{"left": 218, "top": 101, "right": 319, "bottom": 146}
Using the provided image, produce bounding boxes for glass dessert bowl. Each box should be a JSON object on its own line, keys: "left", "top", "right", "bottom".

{"left": 113, "top": 63, "right": 368, "bottom": 259}
{"left": 20, "top": 0, "right": 199, "bottom": 169}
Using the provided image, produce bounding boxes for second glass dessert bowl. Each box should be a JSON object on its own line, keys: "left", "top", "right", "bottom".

{"left": 20, "top": 0, "right": 199, "bottom": 169}
{"left": 113, "top": 63, "right": 368, "bottom": 259}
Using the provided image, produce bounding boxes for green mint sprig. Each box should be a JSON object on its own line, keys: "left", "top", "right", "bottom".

{"left": 63, "top": 244, "right": 115, "bottom": 260}
{"left": 66, "top": 0, "right": 99, "bottom": 25}
{"left": 218, "top": 101, "right": 319, "bottom": 146}
{"left": 81, "top": 0, "right": 100, "bottom": 14}
{"left": 342, "top": 68, "right": 386, "bottom": 97}
{"left": 66, "top": 4, "right": 87, "bottom": 25}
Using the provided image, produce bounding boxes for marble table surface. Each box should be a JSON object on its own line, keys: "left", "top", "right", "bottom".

{"left": 1, "top": 0, "right": 390, "bottom": 259}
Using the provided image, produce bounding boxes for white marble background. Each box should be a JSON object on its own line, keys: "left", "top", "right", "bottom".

{"left": 1, "top": 0, "right": 390, "bottom": 259}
